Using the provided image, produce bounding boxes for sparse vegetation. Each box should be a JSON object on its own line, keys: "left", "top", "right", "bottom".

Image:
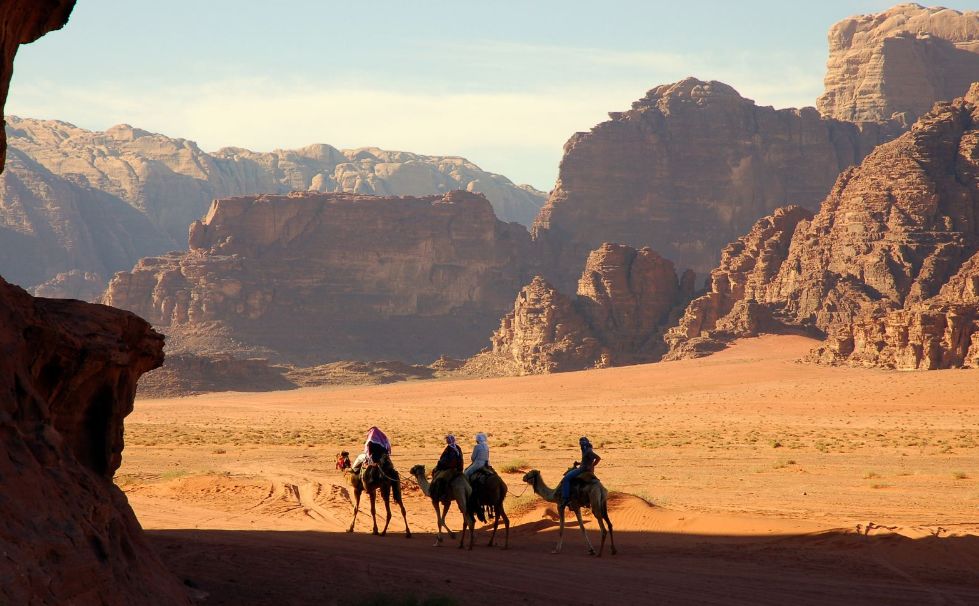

{"left": 952, "top": 471, "right": 969, "bottom": 480}
{"left": 500, "top": 459, "right": 530, "bottom": 474}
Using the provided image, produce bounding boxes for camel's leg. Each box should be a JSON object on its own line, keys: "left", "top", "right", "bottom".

{"left": 380, "top": 485, "right": 392, "bottom": 536}
{"left": 552, "top": 506, "right": 566, "bottom": 554}
{"left": 431, "top": 499, "right": 444, "bottom": 546}
{"left": 347, "top": 487, "right": 362, "bottom": 533}
{"left": 488, "top": 506, "right": 500, "bottom": 547}
{"left": 605, "top": 510, "right": 616, "bottom": 556}
{"left": 440, "top": 501, "right": 456, "bottom": 539}
{"left": 397, "top": 495, "right": 411, "bottom": 538}
{"left": 369, "top": 489, "right": 379, "bottom": 535}
{"left": 467, "top": 514, "right": 476, "bottom": 551}
{"left": 574, "top": 507, "right": 596, "bottom": 555}
{"left": 500, "top": 506, "right": 510, "bottom": 550}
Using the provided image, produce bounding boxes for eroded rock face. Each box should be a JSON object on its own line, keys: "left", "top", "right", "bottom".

{"left": 532, "top": 77, "right": 899, "bottom": 289}
{"left": 671, "top": 85, "right": 979, "bottom": 369}
{"left": 818, "top": 4, "right": 979, "bottom": 124}
{"left": 0, "top": 276, "right": 191, "bottom": 604}
{"left": 665, "top": 206, "right": 813, "bottom": 359}
{"left": 490, "top": 276, "right": 601, "bottom": 374}
{"left": 105, "top": 190, "right": 533, "bottom": 363}
{"left": 7, "top": 117, "right": 544, "bottom": 240}
{"left": 490, "top": 244, "right": 689, "bottom": 374}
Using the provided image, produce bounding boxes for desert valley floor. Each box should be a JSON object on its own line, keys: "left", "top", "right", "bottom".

{"left": 120, "top": 336, "right": 979, "bottom": 605}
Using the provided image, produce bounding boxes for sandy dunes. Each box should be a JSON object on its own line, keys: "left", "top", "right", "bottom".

{"left": 120, "top": 336, "right": 979, "bottom": 604}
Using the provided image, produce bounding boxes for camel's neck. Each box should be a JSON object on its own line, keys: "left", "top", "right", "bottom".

{"left": 533, "top": 474, "right": 559, "bottom": 503}
{"left": 414, "top": 472, "right": 432, "bottom": 497}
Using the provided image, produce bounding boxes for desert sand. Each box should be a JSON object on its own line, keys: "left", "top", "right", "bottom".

{"left": 120, "top": 336, "right": 979, "bottom": 605}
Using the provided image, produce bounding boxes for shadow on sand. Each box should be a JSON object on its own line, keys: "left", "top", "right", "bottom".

{"left": 147, "top": 519, "right": 979, "bottom": 606}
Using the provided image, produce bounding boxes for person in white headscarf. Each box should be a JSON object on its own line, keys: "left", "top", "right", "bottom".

{"left": 464, "top": 432, "right": 489, "bottom": 478}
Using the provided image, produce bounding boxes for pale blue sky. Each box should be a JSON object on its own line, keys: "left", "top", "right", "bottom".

{"left": 9, "top": 1, "right": 975, "bottom": 190}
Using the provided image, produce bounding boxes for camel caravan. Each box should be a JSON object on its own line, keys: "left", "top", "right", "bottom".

{"left": 336, "top": 428, "right": 617, "bottom": 556}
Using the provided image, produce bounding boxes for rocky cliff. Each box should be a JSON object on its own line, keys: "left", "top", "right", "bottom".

{"left": 0, "top": 146, "right": 175, "bottom": 293}
{"left": 1, "top": 3, "right": 190, "bottom": 602}
{"left": 532, "top": 77, "right": 899, "bottom": 290}
{"left": 665, "top": 206, "right": 813, "bottom": 359}
{"left": 1, "top": 118, "right": 543, "bottom": 296}
{"left": 105, "top": 190, "right": 533, "bottom": 364}
{"left": 669, "top": 85, "right": 979, "bottom": 369}
{"left": 490, "top": 243, "right": 691, "bottom": 374}
{"left": 818, "top": 4, "right": 979, "bottom": 124}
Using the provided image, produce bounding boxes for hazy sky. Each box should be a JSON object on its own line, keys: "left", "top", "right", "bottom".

{"left": 9, "top": 1, "right": 975, "bottom": 190}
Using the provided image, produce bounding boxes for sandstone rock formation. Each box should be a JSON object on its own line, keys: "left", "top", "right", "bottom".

{"left": 2, "top": 117, "right": 543, "bottom": 294}
{"left": 105, "top": 190, "right": 533, "bottom": 364}
{"left": 818, "top": 4, "right": 979, "bottom": 124}
{"left": 670, "top": 85, "right": 979, "bottom": 369}
{"left": 0, "top": 276, "right": 191, "bottom": 605}
{"left": 665, "top": 206, "right": 813, "bottom": 359}
{"left": 532, "top": 77, "right": 900, "bottom": 290}
{"left": 490, "top": 244, "right": 691, "bottom": 374}
{"left": 0, "top": 147, "right": 175, "bottom": 296}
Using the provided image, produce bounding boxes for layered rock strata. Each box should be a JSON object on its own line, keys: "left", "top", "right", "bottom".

{"left": 532, "top": 77, "right": 900, "bottom": 289}
{"left": 818, "top": 4, "right": 979, "bottom": 124}
{"left": 105, "top": 190, "right": 533, "bottom": 364}
{"left": 670, "top": 86, "right": 979, "bottom": 369}
{"left": 490, "top": 244, "right": 691, "bottom": 374}
{"left": 665, "top": 206, "right": 814, "bottom": 359}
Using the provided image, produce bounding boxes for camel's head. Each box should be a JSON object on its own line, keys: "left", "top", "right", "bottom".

{"left": 409, "top": 464, "right": 426, "bottom": 477}
{"left": 522, "top": 469, "right": 540, "bottom": 485}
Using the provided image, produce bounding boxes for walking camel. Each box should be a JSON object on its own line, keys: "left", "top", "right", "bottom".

{"left": 522, "top": 469, "right": 616, "bottom": 556}
{"left": 338, "top": 453, "right": 411, "bottom": 538}
{"left": 469, "top": 471, "right": 510, "bottom": 549}
{"left": 409, "top": 464, "right": 475, "bottom": 549}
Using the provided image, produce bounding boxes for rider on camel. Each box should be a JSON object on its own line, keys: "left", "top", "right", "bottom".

{"left": 560, "top": 436, "right": 601, "bottom": 509}
{"left": 464, "top": 432, "right": 490, "bottom": 479}
{"left": 431, "top": 434, "right": 464, "bottom": 493}
{"left": 351, "top": 426, "right": 392, "bottom": 474}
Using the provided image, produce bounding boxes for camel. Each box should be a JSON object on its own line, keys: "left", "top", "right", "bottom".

{"left": 409, "top": 464, "right": 475, "bottom": 549}
{"left": 337, "top": 452, "right": 411, "bottom": 538}
{"left": 522, "top": 469, "right": 616, "bottom": 556}
{"left": 468, "top": 469, "right": 510, "bottom": 549}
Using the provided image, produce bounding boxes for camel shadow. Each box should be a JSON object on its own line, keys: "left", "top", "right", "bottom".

{"left": 146, "top": 526, "right": 979, "bottom": 606}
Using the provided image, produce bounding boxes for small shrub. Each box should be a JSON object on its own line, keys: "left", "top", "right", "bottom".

{"left": 864, "top": 471, "right": 880, "bottom": 479}
{"left": 500, "top": 459, "right": 530, "bottom": 474}
{"left": 952, "top": 471, "right": 969, "bottom": 480}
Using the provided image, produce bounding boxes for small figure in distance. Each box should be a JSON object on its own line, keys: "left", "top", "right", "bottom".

{"left": 351, "top": 425, "right": 392, "bottom": 474}
{"left": 560, "top": 436, "right": 601, "bottom": 509}
{"left": 464, "top": 432, "right": 489, "bottom": 479}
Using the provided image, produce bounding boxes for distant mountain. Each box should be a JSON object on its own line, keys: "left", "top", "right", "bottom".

{"left": 2, "top": 117, "right": 544, "bottom": 296}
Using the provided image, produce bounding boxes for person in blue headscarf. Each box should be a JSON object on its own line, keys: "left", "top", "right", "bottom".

{"left": 560, "top": 436, "right": 601, "bottom": 508}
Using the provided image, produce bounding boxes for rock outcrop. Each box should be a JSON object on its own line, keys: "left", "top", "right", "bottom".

{"left": 105, "top": 190, "right": 533, "bottom": 364}
{"left": 665, "top": 206, "right": 813, "bottom": 359}
{"left": 532, "top": 77, "right": 899, "bottom": 290}
{"left": 818, "top": 4, "right": 979, "bottom": 124}
{"left": 2, "top": 117, "right": 543, "bottom": 294}
{"left": 670, "top": 85, "right": 979, "bottom": 369}
{"left": 490, "top": 243, "right": 691, "bottom": 374}
{"left": 0, "top": 276, "right": 190, "bottom": 605}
